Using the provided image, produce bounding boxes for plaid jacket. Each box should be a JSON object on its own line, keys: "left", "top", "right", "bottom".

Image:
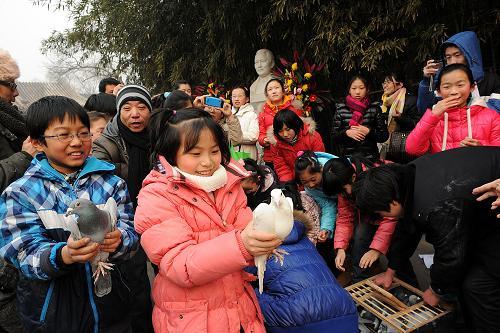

{"left": 0, "top": 154, "right": 139, "bottom": 333}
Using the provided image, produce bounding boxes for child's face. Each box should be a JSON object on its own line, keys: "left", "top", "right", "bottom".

{"left": 278, "top": 124, "right": 296, "bottom": 143}
{"left": 90, "top": 118, "right": 108, "bottom": 142}
{"left": 175, "top": 128, "right": 221, "bottom": 177}
{"left": 266, "top": 81, "right": 284, "bottom": 103}
{"left": 376, "top": 201, "right": 404, "bottom": 218}
{"left": 349, "top": 79, "right": 367, "bottom": 100}
{"left": 298, "top": 167, "right": 322, "bottom": 189}
{"left": 438, "top": 70, "right": 473, "bottom": 108}
{"left": 33, "top": 114, "right": 92, "bottom": 175}
{"left": 241, "top": 177, "right": 259, "bottom": 194}
{"left": 231, "top": 88, "right": 249, "bottom": 108}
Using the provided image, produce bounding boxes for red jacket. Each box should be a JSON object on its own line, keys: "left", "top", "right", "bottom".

{"left": 406, "top": 104, "right": 500, "bottom": 156}
{"left": 258, "top": 95, "right": 302, "bottom": 162}
{"left": 270, "top": 122, "right": 325, "bottom": 182}
{"left": 134, "top": 157, "right": 265, "bottom": 333}
{"left": 334, "top": 194, "right": 396, "bottom": 255}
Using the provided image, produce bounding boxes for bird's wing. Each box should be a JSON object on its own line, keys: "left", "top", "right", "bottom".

{"left": 64, "top": 215, "right": 82, "bottom": 240}
{"left": 102, "top": 197, "right": 118, "bottom": 229}
{"left": 252, "top": 203, "right": 276, "bottom": 233}
{"left": 38, "top": 210, "right": 82, "bottom": 240}
{"left": 274, "top": 195, "right": 295, "bottom": 240}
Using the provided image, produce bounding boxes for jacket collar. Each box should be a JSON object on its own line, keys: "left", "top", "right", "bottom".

{"left": 146, "top": 156, "right": 249, "bottom": 191}
{"left": 28, "top": 153, "right": 115, "bottom": 183}
{"left": 232, "top": 103, "right": 255, "bottom": 116}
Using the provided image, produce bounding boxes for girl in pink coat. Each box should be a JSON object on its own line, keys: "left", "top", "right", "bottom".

{"left": 406, "top": 63, "right": 500, "bottom": 156}
{"left": 134, "top": 108, "right": 282, "bottom": 333}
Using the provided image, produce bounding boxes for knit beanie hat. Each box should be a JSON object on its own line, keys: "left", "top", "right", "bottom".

{"left": 116, "top": 84, "right": 152, "bottom": 113}
{"left": 0, "top": 49, "right": 20, "bottom": 81}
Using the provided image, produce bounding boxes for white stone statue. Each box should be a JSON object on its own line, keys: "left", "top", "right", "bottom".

{"left": 250, "top": 49, "right": 275, "bottom": 113}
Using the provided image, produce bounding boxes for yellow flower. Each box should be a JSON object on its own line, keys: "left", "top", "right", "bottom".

{"left": 287, "top": 79, "right": 293, "bottom": 87}
{"left": 302, "top": 84, "right": 308, "bottom": 92}
{"left": 304, "top": 72, "right": 312, "bottom": 80}
{"left": 296, "top": 94, "right": 303, "bottom": 100}
{"left": 208, "top": 82, "right": 214, "bottom": 88}
{"left": 291, "top": 63, "right": 298, "bottom": 71}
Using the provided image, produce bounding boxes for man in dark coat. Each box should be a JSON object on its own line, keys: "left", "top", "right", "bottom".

{"left": 92, "top": 84, "right": 154, "bottom": 333}
{"left": 0, "top": 48, "right": 34, "bottom": 333}
{"left": 353, "top": 147, "right": 500, "bottom": 333}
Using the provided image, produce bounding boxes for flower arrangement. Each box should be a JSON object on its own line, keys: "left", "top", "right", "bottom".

{"left": 193, "top": 81, "right": 229, "bottom": 101}
{"left": 274, "top": 50, "right": 332, "bottom": 117}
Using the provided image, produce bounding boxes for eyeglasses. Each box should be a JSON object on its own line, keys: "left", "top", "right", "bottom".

{"left": 42, "top": 132, "right": 93, "bottom": 142}
{"left": 0, "top": 80, "right": 17, "bottom": 90}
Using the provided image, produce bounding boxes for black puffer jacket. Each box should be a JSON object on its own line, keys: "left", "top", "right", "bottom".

{"left": 388, "top": 147, "right": 500, "bottom": 297}
{"left": 0, "top": 99, "right": 30, "bottom": 332}
{"left": 331, "top": 101, "right": 388, "bottom": 158}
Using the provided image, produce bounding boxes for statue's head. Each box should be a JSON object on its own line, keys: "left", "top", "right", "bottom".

{"left": 254, "top": 49, "right": 275, "bottom": 77}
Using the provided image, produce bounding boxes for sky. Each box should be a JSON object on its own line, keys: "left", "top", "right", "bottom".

{"left": 0, "top": 0, "right": 71, "bottom": 81}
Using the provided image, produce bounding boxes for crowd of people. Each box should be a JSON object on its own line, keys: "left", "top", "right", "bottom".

{"left": 0, "top": 29, "right": 499, "bottom": 333}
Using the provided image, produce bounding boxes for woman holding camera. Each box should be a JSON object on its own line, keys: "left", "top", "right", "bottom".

{"left": 194, "top": 95, "right": 243, "bottom": 146}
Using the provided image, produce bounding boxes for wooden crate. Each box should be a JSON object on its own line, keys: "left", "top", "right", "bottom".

{"left": 346, "top": 274, "right": 451, "bottom": 333}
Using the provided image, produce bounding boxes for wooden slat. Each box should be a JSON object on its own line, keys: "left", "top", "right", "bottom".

{"left": 346, "top": 273, "right": 451, "bottom": 332}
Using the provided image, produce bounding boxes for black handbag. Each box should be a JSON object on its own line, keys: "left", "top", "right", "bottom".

{"left": 382, "top": 131, "right": 416, "bottom": 163}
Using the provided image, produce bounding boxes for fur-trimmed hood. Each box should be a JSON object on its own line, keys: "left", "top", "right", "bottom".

{"left": 266, "top": 117, "right": 317, "bottom": 145}
{"left": 0, "top": 49, "right": 20, "bottom": 81}
{"left": 292, "top": 209, "right": 315, "bottom": 235}
{"left": 280, "top": 210, "right": 318, "bottom": 246}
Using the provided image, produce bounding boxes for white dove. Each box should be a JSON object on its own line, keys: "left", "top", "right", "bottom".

{"left": 252, "top": 188, "right": 294, "bottom": 293}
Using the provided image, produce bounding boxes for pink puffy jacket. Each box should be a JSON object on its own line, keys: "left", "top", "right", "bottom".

{"left": 135, "top": 157, "right": 265, "bottom": 333}
{"left": 406, "top": 104, "right": 500, "bottom": 156}
{"left": 334, "top": 193, "right": 396, "bottom": 255}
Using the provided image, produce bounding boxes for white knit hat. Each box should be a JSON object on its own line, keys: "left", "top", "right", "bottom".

{"left": 0, "top": 49, "right": 20, "bottom": 81}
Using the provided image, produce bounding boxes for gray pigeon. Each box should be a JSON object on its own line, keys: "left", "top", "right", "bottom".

{"left": 65, "top": 197, "right": 118, "bottom": 297}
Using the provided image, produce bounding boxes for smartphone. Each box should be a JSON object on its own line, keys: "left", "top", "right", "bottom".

{"left": 429, "top": 60, "right": 444, "bottom": 92}
{"left": 205, "top": 96, "right": 223, "bottom": 108}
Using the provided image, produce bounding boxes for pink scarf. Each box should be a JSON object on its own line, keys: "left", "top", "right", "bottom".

{"left": 346, "top": 95, "right": 370, "bottom": 126}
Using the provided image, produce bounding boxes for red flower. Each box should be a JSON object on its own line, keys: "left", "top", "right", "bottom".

{"left": 306, "top": 106, "right": 312, "bottom": 112}
{"left": 309, "top": 95, "right": 317, "bottom": 102}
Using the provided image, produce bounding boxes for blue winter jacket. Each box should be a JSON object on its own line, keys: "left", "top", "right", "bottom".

{"left": 417, "top": 31, "right": 484, "bottom": 113}
{"left": 0, "top": 154, "right": 139, "bottom": 333}
{"left": 304, "top": 152, "right": 338, "bottom": 236}
{"left": 254, "top": 219, "right": 358, "bottom": 333}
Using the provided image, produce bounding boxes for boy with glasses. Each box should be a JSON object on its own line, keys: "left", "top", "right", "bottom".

{"left": 0, "top": 96, "right": 139, "bottom": 333}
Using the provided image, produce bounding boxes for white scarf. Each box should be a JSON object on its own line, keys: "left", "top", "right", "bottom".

{"left": 174, "top": 165, "right": 228, "bottom": 192}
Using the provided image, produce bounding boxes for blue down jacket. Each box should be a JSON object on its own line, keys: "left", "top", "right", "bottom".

{"left": 254, "top": 216, "right": 358, "bottom": 332}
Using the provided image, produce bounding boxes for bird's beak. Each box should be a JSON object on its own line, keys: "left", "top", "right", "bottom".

{"left": 65, "top": 208, "right": 74, "bottom": 217}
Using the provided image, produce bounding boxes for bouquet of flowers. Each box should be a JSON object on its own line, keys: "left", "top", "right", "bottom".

{"left": 274, "top": 50, "right": 332, "bottom": 117}
{"left": 193, "top": 81, "right": 229, "bottom": 101}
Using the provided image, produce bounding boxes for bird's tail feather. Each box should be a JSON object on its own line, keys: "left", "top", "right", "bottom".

{"left": 95, "top": 273, "right": 112, "bottom": 297}
{"left": 256, "top": 256, "right": 266, "bottom": 294}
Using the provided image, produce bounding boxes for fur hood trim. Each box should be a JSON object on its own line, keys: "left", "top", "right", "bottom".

{"left": 0, "top": 49, "right": 20, "bottom": 81}
{"left": 293, "top": 209, "right": 314, "bottom": 233}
